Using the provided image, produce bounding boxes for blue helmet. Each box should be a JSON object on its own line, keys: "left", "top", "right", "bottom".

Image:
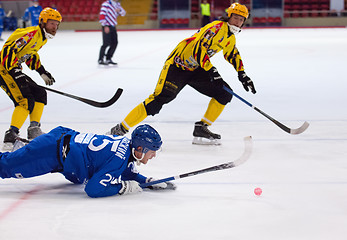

{"left": 131, "top": 124, "right": 162, "bottom": 153}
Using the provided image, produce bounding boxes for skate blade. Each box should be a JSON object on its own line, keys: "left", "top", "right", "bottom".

{"left": 1, "top": 142, "right": 14, "bottom": 152}
{"left": 192, "top": 137, "right": 221, "bottom": 145}
{"left": 12, "top": 139, "right": 28, "bottom": 152}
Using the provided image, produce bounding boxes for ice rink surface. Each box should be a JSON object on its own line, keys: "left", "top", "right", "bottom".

{"left": 0, "top": 27, "right": 347, "bottom": 239}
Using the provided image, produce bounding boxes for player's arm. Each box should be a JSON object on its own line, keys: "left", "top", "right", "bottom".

{"left": 1, "top": 30, "right": 39, "bottom": 71}
{"left": 85, "top": 162, "right": 175, "bottom": 198}
{"left": 122, "top": 167, "right": 147, "bottom": 183}
{"left": 84, "top": 170, "right": 130, "bottom": 198}
{"left": 24, "top": 52, "right": 42, "bottom": 71}
{"left": 224, "top": 46, "right": 256, "bottom": 94}
{"left": 223, "top": 45, "right": 244, "bottom": 72}
{"left": 0, "top": 40, "right": 24, "bottom": 71}
{"left": 84, "top": 159, "right": 144, "bottom": 197}
{"left": 25, "top": 53, "right": 55, "bottom": 86}
{"left": 0, "top": 37, "right": 34, "bottom": 85}
{"left": 23, "top": 8, "right": 29, "bottom": 21}
{"left": 122, "top": 163, "right": 176, "bottom": 190}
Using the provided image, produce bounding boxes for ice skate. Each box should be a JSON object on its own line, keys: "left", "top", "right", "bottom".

{"left": 2, "top": 128, "right": 19, "bottom": 151}
{"left": 98, "top": 59, "right": 108, "bottom": 65}
{"left": 27, "top": 124, "right": 44, "bottom": 140}
{"left": 107, "top": 123, "right": 128, "bottom": 136}
{"left": 192, "top": 121, "right": 221, "bottom": 145}
{"left": 106, "top": 59, "right": 118, "bottom": 66}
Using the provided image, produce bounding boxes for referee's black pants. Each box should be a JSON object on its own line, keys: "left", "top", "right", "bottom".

{"left": 99, "top": 25, "right": 118, "bottom": 61}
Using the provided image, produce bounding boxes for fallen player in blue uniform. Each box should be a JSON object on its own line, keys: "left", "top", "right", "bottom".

{"left": 0, "top": 124, "right": 175, "bottom": 198}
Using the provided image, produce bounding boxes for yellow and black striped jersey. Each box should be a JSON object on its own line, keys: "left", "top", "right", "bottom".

{"left": 166, "top": 20, "right": 245, "bottom": 72}
{"left": 0, "top": 25, "right": 47, "bottom": 72}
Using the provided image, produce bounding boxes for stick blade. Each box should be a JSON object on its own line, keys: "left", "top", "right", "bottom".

{"left": 289, "top": 121, "right": 310, "bottom": 135}
{"left": 232, "top": 136, "right": 253, "bottom": 167}
{"left": 94, "top": 88, "right": 123, "bottom": 108}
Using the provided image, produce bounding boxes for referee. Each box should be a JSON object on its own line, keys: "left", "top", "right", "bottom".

{"left": 98, "top": 0, "right": 126, "bottom": 65}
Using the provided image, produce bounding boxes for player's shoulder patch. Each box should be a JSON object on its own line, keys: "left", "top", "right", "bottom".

{"left": 24, "top": 30, "right": 38, "bottom": 42}
{"left": 15, "top": 37, "right": 27, "bottom": 48}
{"left": 215, "top": 21, "right": 224, "bottom": 29}
{"left": 204, "top": 29, "right": 216, "bottom": 40}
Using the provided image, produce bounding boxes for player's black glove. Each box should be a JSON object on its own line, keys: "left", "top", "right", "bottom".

{"left": 208, "top": 66, "right": 223, "bottom": 81}
{"left": 146, "top": 177, "right": 177, "bottom": 190}
{"left": 238, "top": 71, "right": 256, "bottom": 94}
{"left": 36, "top": 65, "right": 55, "bottom": 86}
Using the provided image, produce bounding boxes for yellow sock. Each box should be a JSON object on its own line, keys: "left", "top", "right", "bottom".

{"left": 10, "top": 106, "right": 29, "bottom": 130}
{"left": 122, "top": 103, "right": 148, "bottom": 130}
{"left": 201, "top": 98, "right": 225, "bottom": 125}
{"left": 29, "top": 102, "right": 45, "bottom": 123}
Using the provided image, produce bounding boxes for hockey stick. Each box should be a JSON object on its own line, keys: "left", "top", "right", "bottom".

{"left": 140, "top": 136, "right": 252, "bottom": 188}
{"left": 37, "top": 85, "right": 123, "bottom": 108}
{"left": 222, "top": 86, "right": 309, "bottom": 135}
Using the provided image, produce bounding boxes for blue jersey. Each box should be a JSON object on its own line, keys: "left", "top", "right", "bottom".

{"left": 23, "top": 5, "right": 43, "bottom": 26}
{"left": 0, "top": 126, "right": 147, "bottom": 198}
{"left": 0, "top": 8, "right": 5, "bottom": 27}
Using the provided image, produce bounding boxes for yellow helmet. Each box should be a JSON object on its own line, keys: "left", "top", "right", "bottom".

{"left": 227, "top": 3, "right": 249, "bottom": 19}
{"left": 39, "top": 7, "right": 62, "bottom": 24}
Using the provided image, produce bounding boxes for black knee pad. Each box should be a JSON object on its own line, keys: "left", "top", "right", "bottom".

{"left": 35, "top": 88, "right": 47, "bottom": 105}
{"left": 215, "top": 89, "right": 233, "bottom": 105}
{"left": 145, "top": 100, "right": 163, "bottom": 116}
{"left": 31, "top": 85, "right": 47, "bottom": 105}
{"left": 20, "top": 84, "right": 47, "bottom": 113}
{"left": 19, "top": 84, "right": 35, "bottom": 112}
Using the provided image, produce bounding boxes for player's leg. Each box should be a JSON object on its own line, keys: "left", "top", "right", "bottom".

{"left": 28, "top": 102, "right": 45, "bottom": 139}
{"left": 7, "top": 106, "right": 29, "bottom": 140}
{"left": 109, "top": 63, "right": 188, "bottom": 135}
{"left": 27, "top": 81, "right": 47, "bottom": 140}
{"left": 0, "top": 129, "right": 64, "bottom": 179}
{"left": 0, "top": 72, "right": 34, "bottom": 150}
{"left": 189, "top": 68, "right": 233, "bottom": 144}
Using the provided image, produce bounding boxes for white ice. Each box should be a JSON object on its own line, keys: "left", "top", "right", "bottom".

{"left": 0, "top": 27, "right": 347, "bottom": 240}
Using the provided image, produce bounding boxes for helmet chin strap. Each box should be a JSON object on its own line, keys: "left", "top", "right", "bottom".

{"left": 227, "top": 23, "right": 241, "bottom": 34}
{"left": 132, "top": 148, "right": 144, "bottom": 166}
{"left": 43, "top": 28, "right": 55, "bottom": 39}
